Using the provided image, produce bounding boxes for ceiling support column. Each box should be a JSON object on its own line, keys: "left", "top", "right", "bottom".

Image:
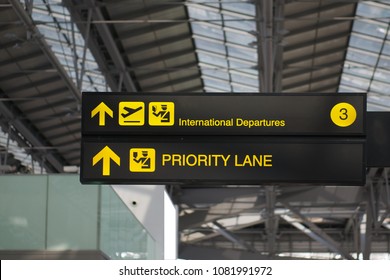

{"left": 273, "top": 0, "right": 285, "bottom": 92}
{"left": 359, "top": 210, "right": 373, "bottom": 260}
{"left": 255, "top": 0, "right": 285, "bottom": 93}
{"left": 265, "top": 186, "right": 277, "bottom": 257}
{"left": 256, "top": 0, "right": 274, "bottom": 93}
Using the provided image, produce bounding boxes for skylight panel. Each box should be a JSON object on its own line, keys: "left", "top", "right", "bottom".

{"left": 31, "top": 0, "right": 111, "bottom": 93}
{"left": 187, "top": 0, "right": 259, "bottom": 93}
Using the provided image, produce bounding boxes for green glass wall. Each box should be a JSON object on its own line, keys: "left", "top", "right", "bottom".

{"left": 0, "top": 175, "right": 156, "bottom": 259}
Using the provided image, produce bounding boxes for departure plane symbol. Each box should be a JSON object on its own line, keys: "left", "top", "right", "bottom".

{"left": 118, "top": 101, "right": 145, "bottom": 126}
{"left": 121, "top": 106, "right": 143, "bottom": 119}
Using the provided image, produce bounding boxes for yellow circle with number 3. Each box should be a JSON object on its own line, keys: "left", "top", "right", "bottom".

{"left": 330, "top": 102, "right": 357, "bottom": 127}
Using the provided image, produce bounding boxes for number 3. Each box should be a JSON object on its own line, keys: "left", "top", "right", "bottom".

{"left": 330, "top": 102, "right": 356, "bottom": 127}
{"left": 339, "top": 108, "right": 348, "bottom": 120}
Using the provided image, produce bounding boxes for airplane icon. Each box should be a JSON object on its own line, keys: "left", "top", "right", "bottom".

{"left": 118, "top": 102, "right": 145, "bottom": 126}
{"left": 121, "top": 106, "right": 143, "bottom": 119}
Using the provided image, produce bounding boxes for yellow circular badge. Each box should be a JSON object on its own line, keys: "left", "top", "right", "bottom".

{"left": 330, "top": 102, "right": 357, "bottom": 127}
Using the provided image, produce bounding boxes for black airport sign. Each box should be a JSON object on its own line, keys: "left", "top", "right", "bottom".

{"left": 82, "top": 93, "right": 366, "bottom": 136}
{"left": 80, "top": 136, "right": 365, "bottom": 185}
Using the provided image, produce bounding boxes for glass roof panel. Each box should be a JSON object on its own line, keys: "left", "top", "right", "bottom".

{"left": 349, "top": 34, "right": 383, "bottom": 53}
{"left": 194, "top": 37, "right": 226, "bottom": 55}
{"left": 221, "top": 2, "right": 256, "bottom": 16}
{"left": 377, "top": 54, "right": 390, "bottom": 68}
{"left": 230, "top": 73, "right": 259, "bottom": 87}
{"left": 202, "top": 69, "right": 230, "bottom": 80}
{"left": 356, "top": 2, "right": 390, "bottom": 23}
{"left": 227, "top": 45, "right": 257, "bottom": 62}
{"left": 223, "top": 14, "right": 256, "bottom": 31}
{"left": 346, "top": 48, "right": 379, "bottom": 66}
{"left": 343, "top": 62, "right": 374, "bottom": 79}
{"left": 225, "top": 30, "right": 255, "bottom": 46}
{"left": 352, "top": 20, "right": 387, "bottom": 39}
{"left": 339, "top": 0, "right": 390, "bottom": 111}
{"left": 197, "top": 52, "right": 228, "bottom": 68}
{"left": 340, "top": 73, "right": 371, "bottom": 90}
{"left": 203, "top": 77, "right": 231, "bottom": 91}
{"left": 187, "top": 5, "right": 222, "bottom": 21}
{"left": 187, "top": 0, "right": 259, "bottom": 93}
{"left": 233, "top": 84, "right": 256, "bottom": 92}
{"left": 191, "top": 22, "right": 224, "bottom": 40}
{"left": 382, "top": 41, "right": 390, "bottom": 55}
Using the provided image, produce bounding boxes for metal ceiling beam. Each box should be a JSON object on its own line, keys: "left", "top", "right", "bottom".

{"left": 113, "top": 3, "right": 179, "bottom": 20}
{"left": 286, "top": 18, "right": 349, "bottom": 38}
{"left": 286, "top": 1, "right": 355, "bottom": 19}
{"left": 23, "top": 99, "right": 75, "bottom": 115}
{"left": 284, "top": 45, "right": 346, "bottom": 68}
{"left": 283, "top": 71, "right": 340, "bottom": 91}
{"left": 131, "top": 48, "right": 195, "bottom": 68}
{"left": 359, "top": 209, "right": 373, "bottom": 260}
{"left": 81, "top": 0, "right": 136, "bottom": 92}
{"left": 281, "top": 202, "right": 354, "bottom": 260}
{"left": 136, "top": 61, "right": 199, "bottom": 80}
{"left": 1, "top": 1, "right": 81, "bottom": 172}
{"left": 178, "top": 187, "right": 263, "bottom": 205}
{"left": 255, "top": 0, "right": 274, "bottom": 93}
{"left": 284, "top": 31, "right": 350, "bottom": 53}
{"left": 38, "top": 119, "right": 80, "bottom": 132}
{"left": 179, "top": 244, "right": 306, "bottom": 260}
{"left": 186, "top": 218, "right": 265, "bottom": 244}
{"left": 212, "top": 221, "right": 256, "bottom": 252}
{"left": 0, "top": 40, "right": 28, "bottom": 51}
{"left": 22, "top": 87, "right": 69, "bottom": 100}
{"left": 48, "top": 130, "right": 80, "bottom": 143}
{"left": 344, "top": 205, "right": 364, "bottom": 235}
{"left": 9, "top": 0, "right": 81, "bottom": 103}
{"left": 279, "top": 185, "right": 364, "bottom": 205}
{"left": 142, "top": 74, "right": 201, "bottom": 91}
{"left": 255, "top": 0, "right": 285, "bottom": 93}
{"left": 0, "top": 72, "right": 26, "bottom": 83}
{"left": 118, "top": 21, "right": 185, "bottom": 40}
{"left": 124, "top": 33, "right": 191, "bottom": 54}
{"left": 0, "top": 50, "right": 43, "bottom": 68}
{"left": 179, "top": 211, "right": 209, "bottom": 231}
{"left": 274, "top": 0, "right": 285, "bottom": 92}
{"left": 0, "top": 96, "right": 64, "bottom": 173}
{"left": 304, "top": 82, "right": 340, "bottom": 93}
{"left": 5, "top": 76, "right": 63, "bottom": 95}
{"left": 179, "top": 244, "right": 273, "bottom": 260}
{"left": 180, "top": 199, "right": 267, "bottom": 231}
{"left": 179, "top": 84, "right": 203, "bottom": 93}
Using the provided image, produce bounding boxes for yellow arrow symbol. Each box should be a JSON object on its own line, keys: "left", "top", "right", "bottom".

{"left": 92, "top": 146, "right": 120, "bottom": 176}
{"left": 91, "top": 102, "right": 113, "bottom": 126}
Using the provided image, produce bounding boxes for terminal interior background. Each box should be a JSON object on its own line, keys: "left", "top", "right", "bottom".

{"left": 1, "top": 0, "right": 390, "bottom": 260}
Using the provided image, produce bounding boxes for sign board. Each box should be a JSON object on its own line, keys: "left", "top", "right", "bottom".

{"left": 367, "top": 112, "right": 390, "bottom": 167}
{"left": 82, "top": 93, "right": 366, "bottom": 136}
{"left": 80, "top": 137, "right": 365, "bottom": 185}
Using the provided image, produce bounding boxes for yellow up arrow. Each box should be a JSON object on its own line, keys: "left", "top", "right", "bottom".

{"left": 91, "top": 102, "right": 113, "bottom": 126}
{"left": 92, "top": 146, "right": 120, "bottom": 176}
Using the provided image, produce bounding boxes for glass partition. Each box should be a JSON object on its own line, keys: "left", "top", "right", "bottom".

{"left": 0, "top": 174, "right": 157, "bottom": 259}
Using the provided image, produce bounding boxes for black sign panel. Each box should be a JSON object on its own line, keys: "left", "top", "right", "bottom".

{"left": 82, "top": 93, "right": 366, "bottom": 136}
{"left": 367, "top": 112, "right": 390, "bottom": 167}
{"left": 80, "top": 136, "right": 365, "bottom": 185}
